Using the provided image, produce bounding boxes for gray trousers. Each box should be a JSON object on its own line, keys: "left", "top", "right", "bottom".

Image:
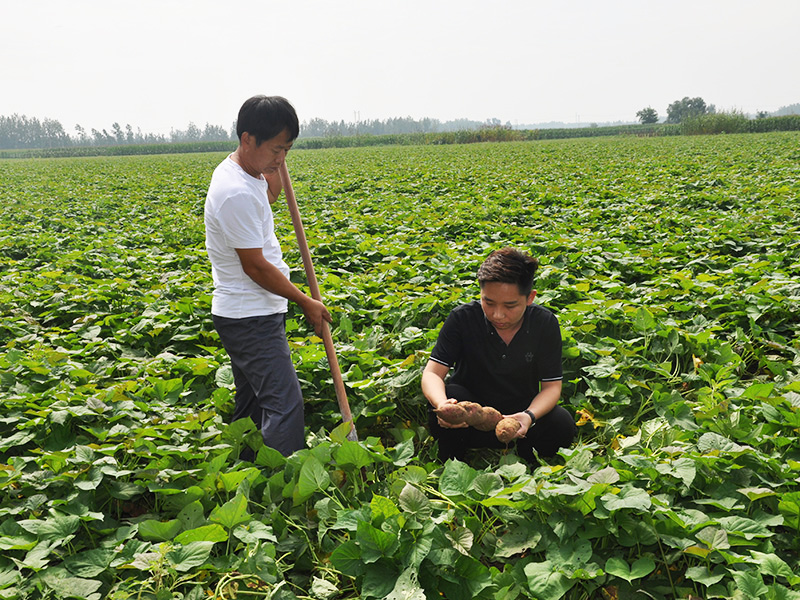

{"left": 213, "top": 313, "right": 304, "bottom": 457}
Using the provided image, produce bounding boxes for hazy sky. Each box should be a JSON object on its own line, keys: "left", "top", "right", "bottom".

{"left": 3, "top": 0, "right": 798, "bottom": 134}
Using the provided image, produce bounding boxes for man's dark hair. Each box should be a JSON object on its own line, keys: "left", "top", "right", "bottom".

{"left": 236, "top": 95, "right": 300, "bottom": 145}
{"left": 477, "top": 248, "right": 539, "bottom": 296}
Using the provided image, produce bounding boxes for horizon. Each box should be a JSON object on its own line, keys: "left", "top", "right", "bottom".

{"left": 4, "top": 100, "right": 799, "bottom": 142}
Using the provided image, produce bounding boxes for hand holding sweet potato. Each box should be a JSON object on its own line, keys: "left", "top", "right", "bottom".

{"left": 495, "top": 417, "right": 522, "bottom": 443}
{"left": 434, "top": 400, "right": 507, "bottom": 434}
{"left": 434, "top": 402, "right": 468, "bottom": 425}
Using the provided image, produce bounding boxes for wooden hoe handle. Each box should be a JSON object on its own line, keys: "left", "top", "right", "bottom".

{"left": 279, "top": 162, "right": 357, "bottom": 441}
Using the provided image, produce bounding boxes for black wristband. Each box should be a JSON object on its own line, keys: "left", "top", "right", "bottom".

{"left": 523, "top": 409, "right": 536, "bottom": 426}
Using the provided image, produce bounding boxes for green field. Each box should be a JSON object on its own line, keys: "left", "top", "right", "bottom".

{"left": 1, "top": 133, "right": 799, "bottom": 599}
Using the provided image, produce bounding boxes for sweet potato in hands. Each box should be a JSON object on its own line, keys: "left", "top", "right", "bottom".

{"left": 434, "top": 400, "right": 524, "bottom": 443}
{"left": 434, "top": 402, "right": 468, "bottom": 425}
{"left": 435, "top": 400, "right": 504, "bottom": 431}
{"left": 495, "top": 417, "right": 522, "bottom": 443}
{"left": 469, "top": 406, "right": 503, "bottom": 431}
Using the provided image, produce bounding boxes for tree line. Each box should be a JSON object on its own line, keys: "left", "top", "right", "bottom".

{"left": 0, "top": 113, "right": 501, "bottom": 151}
{"left": 2, "top": 98, "right": 798, "bottom": 151}
{"left": 0, "top": 114, "right": 237, "bottom": 150}
{"left": 636, "top": 98, "right": 800, "bottom": 124}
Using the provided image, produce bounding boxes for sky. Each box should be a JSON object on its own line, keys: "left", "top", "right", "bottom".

{"left": 2, "top": 0, "right": 799, "bottom": 135}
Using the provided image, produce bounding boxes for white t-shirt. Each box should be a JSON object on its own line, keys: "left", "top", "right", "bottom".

{"left": 205, "top": 155, "right": 290, "bottom": 318}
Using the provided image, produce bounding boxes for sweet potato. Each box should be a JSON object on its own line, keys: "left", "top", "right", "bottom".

{"left": 435, "top": 402, "right": 468, "bottom": 424}
{"left": 459, "top": 401, "right": 482, "bottom": 425}
{"left": 495, "top": 417, "right": 521, "bottom": 443}
{"left": 471, "top": 406, "right": 503, "bottom": 431}
{"left": 436, "top": 401, "right": 503, "bottom": 431}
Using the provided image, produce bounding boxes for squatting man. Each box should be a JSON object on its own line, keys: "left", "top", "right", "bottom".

{"left": 422, "top": 247, "right": 577, "bottom": 463}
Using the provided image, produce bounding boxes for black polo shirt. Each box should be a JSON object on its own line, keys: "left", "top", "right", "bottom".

{"left": 429, "top": 301, "right": 562, "bottom": 415}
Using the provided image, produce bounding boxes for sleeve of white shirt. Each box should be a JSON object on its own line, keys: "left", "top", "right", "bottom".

{"left": 215, "top": 193, "right": 264, "bottom": 249}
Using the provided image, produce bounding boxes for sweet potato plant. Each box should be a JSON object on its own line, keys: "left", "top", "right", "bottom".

{"left": 1, "top": 132, "right": 799, "bottom": 599}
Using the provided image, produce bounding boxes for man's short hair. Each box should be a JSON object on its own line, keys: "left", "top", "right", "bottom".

{"left": 477, "top": 248, "right": 539, "bottom": 296}
{"left": 236, "top": 95, "right": 300, "bottom": 145}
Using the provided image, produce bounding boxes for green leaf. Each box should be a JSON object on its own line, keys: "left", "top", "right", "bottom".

{"left": 0, "top": 430, "right": 36, "bottom": 452}
{"left": 39, "top": 567, "right": 103, "bottom": 599}
{"left": 398, "top": 484, "right": 432, "bottom": 521}
{"left": 742, "top": 382, "right": 774, "bottom": 399}
{"left": 215, "top": 365, "right": 234, "bottom": 387}
{"left": 468, "top": 473, "right": 504, "bottom": 497}
{"left": 697, "top": 432, "right": 744, "bottom": 454}
{"left": 210, "top": 494, "right": 251, "bottom": 530}
{"left": 357, "top": 521, "right": 399, "bottom": 564}
{"left": 63, "top": 548, "right": 114, "bottom": 578}
{"left": 165, "top": 541, "right": 215, "bottom": 571}
{"left": 587, "top": 466, "right": 620, "bottom": 484}
{"left": 22, "top": 540, "right": 58, "bottom": 569}
{"left": 747, "top": 551, "right": 794, "bottom": 579}
{"left": 696, "top": 526, "right": 730, "bottom": 551}
{"left": 18, "top": 515, "right": 81, "bottom": 543}
{"left": 633, "top": 306, "right": 657, "bottom": 332}
{"left": 393, "top": 466, "right": 428, "bottom": 486}
{"left": 218, "top": 467, "right": 260, "bottom": 493}
{"left": 138, "top": 519, "right": 182, "bottom": 542}
{"left": 732, "top": 570, "right": 768, "bottom": 598}
{"left": 311, "top": 576, "right": 339, "bottom": 600}
{"left": 174, "top": 524, "right": 228, "bottom": 544}
{"left": 295, "top": 455, "right": 330, "bottom": 504}
{"left": 255, "top": 444, "right": 286, "bottom": 469}
{"left": 738, "top": 487, "right": 777, "bottom": 502}
{"left": 600, "top": 484, "right": 652, "bottom": 512}
{"left": 107, "top": 480, "right": 144, "bottom": 500}
{"left": 238, "top": 541, "right": 279, "bottom": 584}
{"left": 334, "top": 440, "right": 372, "bottom": 469}
{"left": 446, "top": 527, "right": 473, "bottom": 556}
{"left": 329, "top": 540, "right": 364, "bottom": 576}
{"left": 546, "top": 538, "right": 593, "bottom": 570}
{"left": 385, "top": 567, "right": 426, "bottom": 600}
{"left": 685, "top": 565, "right": 726, "bottom": 587}
{"left": 437, "top": 554, "right": 492, "bottom": 600}
{"left": 232, "top": 521, "right": 277, "bottom": 544}
{"left": 524, "top": 561, "right": 576, "bottom": 600}
{"left": 333, "top": 507, "right": 371, "bottom": 532}
{"left": 329, "top": 419, "right": 355, "bottom": 444}
{"left": 438, "top": 460, "right": 478, "bottom": 497}
{"left": 717, "top": 515, "right": 771, "bottom": 540}
{"left": 370, "top": 494, "right": 400, "bottom": 521}
{"left": 604, "top": 557, "right": 655, "bottom": 582}
{"left": 408, "top": 531, "right": 433, "bottom": 569}
{"left": 361, "top": 559, "right": 399, "bottom": 599}
{"left": 654, "top": 456, "right": 697, "bottom": 489}
{"left": 177, "top": 500, "right": 206, "bottom": 530}
{"left": 778, "top": 492, "right": 800, "bottom": 529}
{"left": 494, "top": 523, "right": 542, "bottom": 559}
{"left": 390, "top": 437, "right": 415, "bottom": 467}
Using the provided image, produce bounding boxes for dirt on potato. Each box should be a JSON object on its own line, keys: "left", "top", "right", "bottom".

{"left": 434, "top": 403, "right": 468, "bottom": 424}
{"left": 471, "top": 406, "right": 503, "bottom": 431}
{"left": 495, "top": 417, "right": 521, "bottom": 443}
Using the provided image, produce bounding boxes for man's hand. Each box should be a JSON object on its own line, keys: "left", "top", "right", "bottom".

{"left": 422, "top": 360, "right": 467, "bottom": 427}
{"left": 505, "top": 382, "right": 561, "bottom": 440}
{"left": 236, "top": 249, "right": 331, "bottom": 335}
{"left": 505, "top": 411, "right": 534, "bottom": 439}
{"left": 263, "top": 169, "right": 283, "bottom": 204}
{"left": 299, "top": 297, "right": 332, "bottom": 336}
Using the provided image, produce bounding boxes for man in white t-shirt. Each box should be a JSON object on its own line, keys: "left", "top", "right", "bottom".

{"left": 205, "top": 95, "right": 330, "bottom": 458}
